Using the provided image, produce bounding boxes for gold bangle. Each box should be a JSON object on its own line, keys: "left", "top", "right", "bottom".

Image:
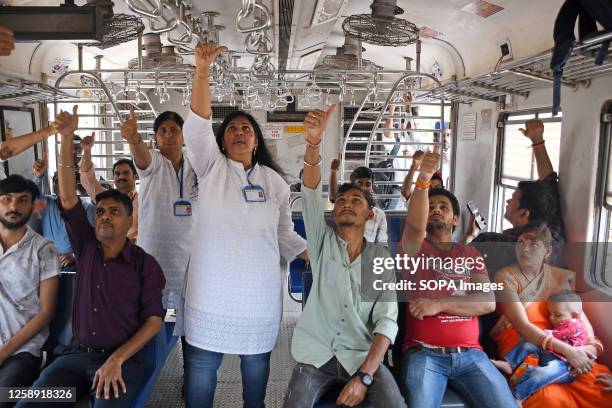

{"left": 58, "top": 162, "right": 75, "bottom": 169}
{"left": 304, "top": 156, "right": 322, "bottom": 167}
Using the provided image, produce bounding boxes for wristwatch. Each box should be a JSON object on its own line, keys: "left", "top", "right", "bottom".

{"left": 356, "top": 371, "right": 373, "bottom": 387}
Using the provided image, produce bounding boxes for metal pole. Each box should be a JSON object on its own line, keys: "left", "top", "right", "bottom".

{"left": 415, "top": 39, "right": 421, "bottom": 73}
{"left": 357, "top": 39, "right": 363, "bottom": 71}
{"left": 137, "top": 31, "right": 143, "bottom": 70}
{"left": 78, "top": 45, "right": 83, "bottom": 70}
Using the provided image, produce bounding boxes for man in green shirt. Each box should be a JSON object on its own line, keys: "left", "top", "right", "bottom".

{"left": 283, "top": 105, "right": 406, "bottom": 408}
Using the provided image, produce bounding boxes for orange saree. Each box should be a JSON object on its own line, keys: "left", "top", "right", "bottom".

{"left": 493, "top": 301, "right": 610, "bottom": 408}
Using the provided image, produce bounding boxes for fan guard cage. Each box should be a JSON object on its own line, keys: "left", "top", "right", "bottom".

{"left": 317, "top": 54, "right": 382, "bottom": 71}
{"left": 84, "top": 14, "right": 145, "bottom": 49}
{"left": 342, "top": 14, "right": 419, "bottom": 47}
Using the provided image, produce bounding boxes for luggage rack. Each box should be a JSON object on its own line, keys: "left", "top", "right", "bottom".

{"left": 423, "top": 31, "right": 612, "bottom": 105}
{"left": 0, "top": 73, "right": 71, "bottom": 105}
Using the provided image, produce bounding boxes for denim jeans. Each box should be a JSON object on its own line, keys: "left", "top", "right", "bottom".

{"left": 283, "top": 357, "right": 406, "bottom": 408}
{"left": 184, "top": 342, "right": 271, "bottom": 408}
{"left": 15, "top": 345, "right": 144, "bottom": 408}
{"left": 402, "top": 347, "right": 515, "bottom": 408}
{"left": 0, "top": 352, "right": 42, "bottom": 408}
{"left": 504, "top": 340, "right": 574, "bottom": 400}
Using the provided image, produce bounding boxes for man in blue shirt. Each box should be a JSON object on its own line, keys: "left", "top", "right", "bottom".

{"left": 31, "top": 156, "right": 95, "bottom": 269}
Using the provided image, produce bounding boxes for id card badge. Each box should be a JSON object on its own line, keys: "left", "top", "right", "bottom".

{"left": 173, "top": 200, "right": 193, "bottom": 216}
{"left": 243, "top": 185, "right": 266, "bottom": 202}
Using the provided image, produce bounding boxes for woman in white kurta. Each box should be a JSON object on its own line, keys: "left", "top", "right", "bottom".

{"left": 175, "top": 43, "right": 307, "bottom": 408}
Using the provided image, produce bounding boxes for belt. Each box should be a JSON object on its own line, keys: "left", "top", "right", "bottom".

{"left": 76, "top": 343, "right": 117, "bottom": 354}
{"left": 420, "top": 345, "right": 473, "bottom": 354}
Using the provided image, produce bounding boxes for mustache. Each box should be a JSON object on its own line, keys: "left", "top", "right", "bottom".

{"left": 340, "top": 210, "right": 356, "bottom": 216}
{"left": 5, "top": 211, "right": 22, "bottom": 217}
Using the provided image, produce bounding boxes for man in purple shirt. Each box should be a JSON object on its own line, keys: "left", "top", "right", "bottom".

{"left": 18, "top": 106, "right": 166, "bottom": 407}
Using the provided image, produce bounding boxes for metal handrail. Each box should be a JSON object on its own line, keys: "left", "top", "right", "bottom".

{"left": 364, "top": 72, "right": 444, "bottom": 168}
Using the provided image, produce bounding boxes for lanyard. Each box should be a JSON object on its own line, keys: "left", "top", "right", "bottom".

{"left": 246, "top": 165, "right": 255, "bottom": 187}
{"left": 176, "top": 158, "right": 185, "bottom": 199}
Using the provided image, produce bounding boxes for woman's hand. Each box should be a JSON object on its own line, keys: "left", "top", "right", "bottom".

{"left": 194, "top": 43, "right": 227, "bottom": 73}
{"left": 564, "top": 345, "right": 596, "bottom": 375}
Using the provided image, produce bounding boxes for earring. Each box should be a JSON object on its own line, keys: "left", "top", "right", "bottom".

{"left": 253, "top": 147, "right": 258, "bottom": 156}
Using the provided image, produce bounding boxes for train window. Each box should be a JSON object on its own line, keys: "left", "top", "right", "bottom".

{"left": 593, "top": 103, "right": 612, "bottom": 288}
{"left": 493, "top": 109, "right": 563, "bottom": 231}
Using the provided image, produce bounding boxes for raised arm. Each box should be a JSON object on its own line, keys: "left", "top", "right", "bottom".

{"left": 401, "top": 150, "right": 424, "bottom": 201}
{"left": 79, "top": 132, "right": 107, "bottom": 201}
{"left": 121, "top": 108, "right": 152, "bottom": 171}
{"left": 0, "top": 125, "right": 56, "bottom": 161}
{"left": 401, "top": 151, "right": 440, "bottom": 256}
{"left": 55, "top": 106, "right": 80, "bottom": 210}
{"left": 520, "top": 119, "right": 554, "bottom": 180}
{"left": 183, "top": 43, "right": 228, "bottom": 178}
{"left": 192, "top": 43, "right": 227, "bottom": 120}
{"left": 328, "top": 153, "right": 340, "bottom": 202}
{"left": 383, "top": 104, "right": 396, "bottom": 139}
{"left": 303, "top": 105, "right": 337, "bottom": 189}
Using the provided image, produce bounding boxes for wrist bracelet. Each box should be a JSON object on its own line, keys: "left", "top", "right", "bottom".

{"left": 415, "top": 178, "right": 431, "bottom": 190}
{"left": 304, "top": 156, "right": 322, "bottom": 167}
{"left": 532, "top": 141, "right": 545, "bottom": 148}
{"left": 58, "top": 162, "right": 75, "bottom": 169}
{"left": 306, "top": 139, "right": 321, "bottom": 149}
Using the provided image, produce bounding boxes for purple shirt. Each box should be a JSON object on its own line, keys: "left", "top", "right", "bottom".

{"left": 61, "top": 201, "right": 165, "bottom": 349}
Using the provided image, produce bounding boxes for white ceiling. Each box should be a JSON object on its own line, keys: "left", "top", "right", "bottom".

{"left": 4, "top": 0, "right": 567, "bottom": 82}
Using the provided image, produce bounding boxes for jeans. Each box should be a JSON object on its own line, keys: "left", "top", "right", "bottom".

{"left": 0, "top": 352, "right": 42, "bottom": 408}
{"left": 504, "top": 340, "right": 573, "bottom": 400}
{"left": 402, "top": 347, "right": 515, "bottom": 408}
{"left": 283, "top": 357, "right": 406, "bottom": 408}
{"left": 14, "top": 345, "right": 144, "bottom": 408}
{"left": 184, "top": 342, "right": 270, "bottom": 408}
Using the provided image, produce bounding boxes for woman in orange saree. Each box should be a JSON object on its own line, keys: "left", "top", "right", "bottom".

{"left": 491, "top": 222, "right": 610, "bottom": 407}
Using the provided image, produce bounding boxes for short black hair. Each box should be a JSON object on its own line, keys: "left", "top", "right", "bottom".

{"left": 428, "top": 187, "right": 460, "bottom": 216}
{"left": 350, "top": 166, "right": 374, "bottom": 184}
{"left": 0, "top": 174, "right": 39, "bottom": 202}
{"left": 548, "top": 290, "right": 582, "bottom": 304}
{"left": 517, "top": 180, "right": 559, "bottom": 222}
{"left": 154, "top": 111, "right": 184, "bottom": 133}
{"left": 112, "top": 158, "right": 137, "bottom": 175}
{"left": 337, "top": 182, "right": 376, "bottom": 209}
{"left": 95, "top": 189, "right": 133, "bottom": 216}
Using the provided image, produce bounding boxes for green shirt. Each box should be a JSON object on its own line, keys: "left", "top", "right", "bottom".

{"left": 291, "top": 183, "right": 398, "bottom": 375}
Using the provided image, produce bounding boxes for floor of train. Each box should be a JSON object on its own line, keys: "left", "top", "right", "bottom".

{"left": 146, "top": 290, "right": 302, "bottom": 407}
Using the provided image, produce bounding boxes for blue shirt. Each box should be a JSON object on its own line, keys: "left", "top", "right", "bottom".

{"left": 33, "top": 175, "right": 95, "bottom": 253}
{"left": 41, "top": 195, "right": 95, "bottom": 254}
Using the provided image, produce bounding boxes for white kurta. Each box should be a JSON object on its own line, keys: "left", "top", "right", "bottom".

{"left": 176, "top": 110, "right": 307, "bottom": 355}
{"left": 136, "top": 150, "right": 198, "bottom": 309}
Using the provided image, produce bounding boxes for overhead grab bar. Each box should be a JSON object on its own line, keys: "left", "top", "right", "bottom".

{"left": 126, "top": 0, "right": 163, "bottom": 19}
{"left": 54, "top": 71, "right": 124, "bottom": 125}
